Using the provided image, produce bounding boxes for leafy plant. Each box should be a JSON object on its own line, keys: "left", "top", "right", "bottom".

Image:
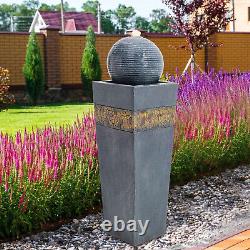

{"left": 81, "top": 26, "right": 102, "bottom": 101}
{"left": 23, "top": 31, "right": 44, "bottom": 105}
{"left": 0, "top": 67, "right": 14, "bottom": 111}
{"left": 163, "top": 0, "right": 232, "bottom": 79}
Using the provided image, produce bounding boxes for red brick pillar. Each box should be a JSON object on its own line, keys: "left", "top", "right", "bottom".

{"left": 40, "top": 27, "right": 61, "bottom": 89}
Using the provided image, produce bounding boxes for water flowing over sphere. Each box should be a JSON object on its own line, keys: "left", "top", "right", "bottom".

{"left": 107, "top": 36, "right": 164, "bottom": 85}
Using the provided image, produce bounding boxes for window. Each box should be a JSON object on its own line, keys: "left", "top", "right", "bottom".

{"left": 248, "top": 7, "right": 250, "bottom": 21}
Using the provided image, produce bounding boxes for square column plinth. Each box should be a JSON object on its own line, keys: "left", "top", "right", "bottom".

{"left": 93, "top": 81, "right": 178, "bottom": 246}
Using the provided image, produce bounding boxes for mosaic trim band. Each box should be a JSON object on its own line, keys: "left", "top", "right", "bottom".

{"left": 94, "top": 104, "right": 176, "bottom": 132}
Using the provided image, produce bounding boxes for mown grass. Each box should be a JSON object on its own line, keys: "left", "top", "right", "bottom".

{"left": 0, "top": 103, "right": 93, "bottom": 135}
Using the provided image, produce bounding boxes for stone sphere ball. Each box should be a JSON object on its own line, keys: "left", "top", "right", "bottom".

{"left": 107, "top": 36, "right": 164, "bottom": 85}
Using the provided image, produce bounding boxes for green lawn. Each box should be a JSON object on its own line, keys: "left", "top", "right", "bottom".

{"left": 0, "top": 103, "right": 93, "bottom": 135}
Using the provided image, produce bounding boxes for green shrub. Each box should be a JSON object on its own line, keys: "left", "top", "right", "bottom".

{"left": 81, "top": 26, "right": 102, "bottom": 101}
{"left": 0, "top": 67, "right": 14, "bottom": 111}
{"left": 171, "top": 123, "right": 250, "bottom": 185}
{"left": 23, "top": 32, "right": 44, "bottom": 105}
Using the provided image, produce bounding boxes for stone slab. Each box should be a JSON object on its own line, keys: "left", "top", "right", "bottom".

{"left": 93, "top": 81, "right": 178, "bottom": 111}
{"left": 94, "top": 80, "right": 178, "bottom": 246}
{"left": 96, "top": 125, "right": 174, "bottom": 245}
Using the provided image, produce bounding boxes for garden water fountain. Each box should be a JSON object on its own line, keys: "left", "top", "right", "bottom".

{"left": 93, "top": 31, "right": 178, "bottom": 246}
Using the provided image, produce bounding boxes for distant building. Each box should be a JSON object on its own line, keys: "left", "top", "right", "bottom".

{"left": 227, "top": 0, "right": 250, "bottom": 32}
{"left": 29, "top": 10, "right": 98, "bottom": 33}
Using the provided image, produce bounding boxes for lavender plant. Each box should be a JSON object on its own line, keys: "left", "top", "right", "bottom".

{"left": 172, "top": 70, "right": 250, "bottom": 183}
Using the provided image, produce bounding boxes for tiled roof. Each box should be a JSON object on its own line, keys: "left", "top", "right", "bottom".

{"left": 39, "top": 11, "right": 98, "bottom": 31}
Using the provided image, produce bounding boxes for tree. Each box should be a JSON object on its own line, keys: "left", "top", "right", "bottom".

{"left": 22, "top": 0, "right": 39, "bottom": 14}
{"left": 149, "top": 9, "right": 172, "bottom": 33}
{"left": 101, "top": 9, "right": 116, "bottom": 34}
{"left": 82, "top": 0, "right": 115, "bottom": 34}
{"left": 163, "top": 0, "right": 232, "bottom": 80}
{"left": 23, "top": 32, "right": 44, "bottom": 105}
{"left": 62, "top": 2, "right": 76, "bottom": 11}
{"left": 135, "top": 16, "right": 150, "bottom": 31}
{"left": 113, "top": 4, "right": 136, "bottom": 33}
{"left": 40, "top": 2, "right": 76, "bottom": 11}
{"left": 39, "top": 3, "right": 53, "bottom": 11}
{"left": 81, "top": 26, "right": 102, "bottom": 101}
{"left": 11, "top": 0, "right": 39, "bottom": 19}
{"left": 82, "top": 0, "right": 98, "bottom": 16}
{"left": 0, "top": 4, "right": 17, "bottom": 31}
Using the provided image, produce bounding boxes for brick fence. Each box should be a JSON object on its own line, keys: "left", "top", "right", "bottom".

{"left": 0, "top": 29, "right": 249, "bottom": 102}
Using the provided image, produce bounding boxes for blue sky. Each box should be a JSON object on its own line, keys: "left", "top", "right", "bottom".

{"left": 0, "top": 0, "right": 167, "bottom": 18}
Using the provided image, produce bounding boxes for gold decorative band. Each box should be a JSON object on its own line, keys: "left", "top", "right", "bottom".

{"left": 94, "top": 104, "right": 176, "bottom": 132}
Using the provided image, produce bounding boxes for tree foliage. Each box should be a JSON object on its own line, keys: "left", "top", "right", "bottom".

{"left": 135, "top": 16, "right": 150, "bottom": 31}
{"left": 101, "top": 9, "right": 116, "bottom": 34}
{"left": 163, "top": 0, "right": 232, "bottom": 54}
{"left": 82, "top": 0, "right": 115, "bottom": 34}
{"left": 81, "top": 26, "right": 101, "bottom": 101}
{"left": 83, "top": 1, "right": 136, "bottom": 34}
{"left": 113, "top": 4, "right": 136, "bottom": 33}
{"left": 23, "top": 32, "right": 44, "bottom": 105}
{"left": 82, "top": 0, "right": 98, "bottom": 16}
{"left": 40, "top": 2, "right": 76, "bottom": 11}
{"left": 13, "top": 0, "right": 39, "bottom": 17}
{"left": 149, "top": 9, "right": 172, "bottom": 33}
{"left": 0, "top": 4, "right": 16, "bottom": 31}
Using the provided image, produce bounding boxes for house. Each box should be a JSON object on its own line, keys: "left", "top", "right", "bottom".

{"left": 227, "top": 0, "right": 250, "bottom": 32}
{"left": 29, "top": 10, "right": 98, "bottom": 33}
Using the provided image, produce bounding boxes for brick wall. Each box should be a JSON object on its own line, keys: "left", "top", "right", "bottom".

{"left": 0, "top": 30, "right": 250, "bottom": 89}
{"left": 208, "top": 33, "right": 250, "bottom": 72}
{"left": 58, "top": 34, "right": 122, "bottom": 85}
{"left": 58, "top": 33, "right": 205, "bottom": 86}
{"left": 0, "top": 32, "right": 44, "bottom": 86}
{"left": 147, "top": 35, "right": 205, "bottom": 75}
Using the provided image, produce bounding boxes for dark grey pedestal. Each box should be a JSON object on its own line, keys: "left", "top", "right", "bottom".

{"left": 93, "top": 81, "right": 178, "bottom": 246}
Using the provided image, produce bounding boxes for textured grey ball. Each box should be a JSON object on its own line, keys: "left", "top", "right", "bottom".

{"left": 107, "top": 36, "right": 164, "bottom": 85}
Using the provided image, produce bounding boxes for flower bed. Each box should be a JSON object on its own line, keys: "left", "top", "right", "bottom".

{"left": 0, "top": 115, "right": 100, "bottom": 238}
{"left": 0, "top": 71, "right": 249, "bottom": 239}
{"left": 172, "top": 70, "right": 250, "bottom": 183}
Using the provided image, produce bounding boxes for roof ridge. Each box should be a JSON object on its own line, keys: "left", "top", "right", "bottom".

{"left": 39, "top": 10, "right": 94, "bottom": 14}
